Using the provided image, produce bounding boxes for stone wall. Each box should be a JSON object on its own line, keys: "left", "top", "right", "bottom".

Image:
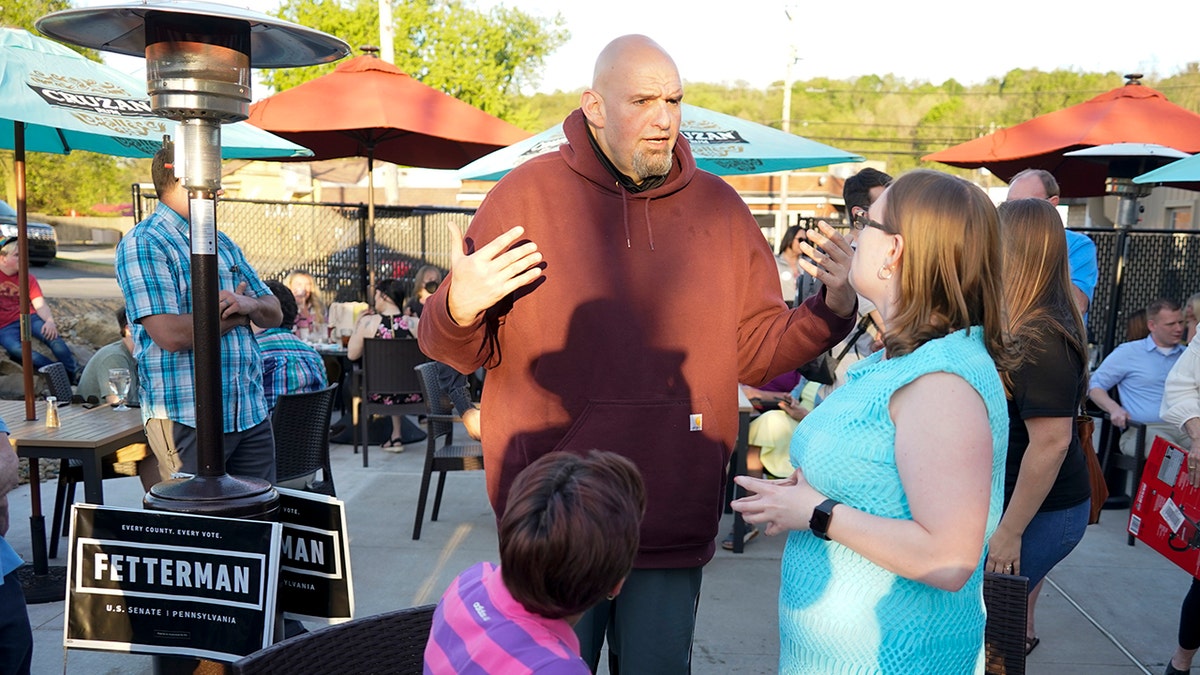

{"left": 0, "top": 296, "right": 124, "bottom": 399}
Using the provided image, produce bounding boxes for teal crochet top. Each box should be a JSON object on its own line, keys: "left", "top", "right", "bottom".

{"left": 779, "top": 327, "right": 1008, "bottom": 674}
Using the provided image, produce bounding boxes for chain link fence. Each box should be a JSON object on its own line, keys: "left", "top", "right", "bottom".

{"left": 133, "top": 188, "right": 473, "bottom": 305}
{"left": 132, "top": 188, "right": 1200, "bottom": 362}
{"left": 1085, "top": 227, "right": 1200, "bottom": 357}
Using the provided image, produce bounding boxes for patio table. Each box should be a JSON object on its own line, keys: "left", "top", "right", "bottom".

{"left": 0, "top": 399, "right": 146, "bottom": 577}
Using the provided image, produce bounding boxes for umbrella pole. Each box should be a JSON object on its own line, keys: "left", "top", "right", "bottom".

{"left": 367, "top": 150, "right": 376, "bottom": 297}
{"left": 1101, "top": 196, "right": 1139, "bottom": 359}
{"left": 14, "top": 121, "right": 64, "bottom": 602}
{"left": 14, "top": 122, "right": 34, "bottom": 422}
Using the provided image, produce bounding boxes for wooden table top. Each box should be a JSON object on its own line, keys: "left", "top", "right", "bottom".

{"left": 0, "top": 400, "right": 144, "bottom": 449}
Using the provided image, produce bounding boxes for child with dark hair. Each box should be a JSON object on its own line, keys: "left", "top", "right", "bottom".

{"left": 425, "top": 450, "right": 646, "bottom": 673}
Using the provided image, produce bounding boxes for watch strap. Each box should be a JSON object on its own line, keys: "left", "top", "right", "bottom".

{"left": 810, "top": 498, "right": 840, "bottom": 540}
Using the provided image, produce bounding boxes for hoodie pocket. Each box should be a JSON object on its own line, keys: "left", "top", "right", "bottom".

{"left": 545, "top": 397, "right": 725, "bottom": 554}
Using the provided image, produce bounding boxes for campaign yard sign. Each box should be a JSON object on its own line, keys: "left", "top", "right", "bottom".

{"left": 65, "top": 504, "right": 281, "bottom": 662}
{"left": 276, "top": 487, "right": 354, "bottom": 623}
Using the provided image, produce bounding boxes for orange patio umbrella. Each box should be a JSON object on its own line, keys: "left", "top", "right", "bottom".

{"left": 923, "top": 76, "right": 1200, "bottom": 198}
{"left": 247, "top": 53, "right": 530, "bottom": 169}
{"left": 246, "top": 52, "right": 530, "bottom": 290}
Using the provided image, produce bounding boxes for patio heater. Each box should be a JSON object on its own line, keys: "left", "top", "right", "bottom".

{"left": 36, "top": 7, "right": 345, "bottom": 664}
{"left": 1063, "top": 144, "right": 1189, "bottom": 359}
{"left": 38, "top": 0, "right": 346, "bottom": 512}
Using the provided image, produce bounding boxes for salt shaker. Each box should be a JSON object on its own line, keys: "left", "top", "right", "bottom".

{"left": 45, "top": 397, "right": 60, "bottom": 428}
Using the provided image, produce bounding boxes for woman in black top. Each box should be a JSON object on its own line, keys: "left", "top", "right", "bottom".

{"left": 988, "top": 198, "right": 1092, "bottom": 656}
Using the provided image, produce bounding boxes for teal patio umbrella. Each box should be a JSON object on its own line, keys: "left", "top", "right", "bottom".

{"left": 456, "top": 103, "right": 864, "bottom": 180}
{"left": 0, "top": 27, "right": 311, "bottom": 158}
{"left": 0, "top": 25, "right": 311, "bottom": 414}
{"left": 1134, "top": 153, "right": 1200, "bottom": 190}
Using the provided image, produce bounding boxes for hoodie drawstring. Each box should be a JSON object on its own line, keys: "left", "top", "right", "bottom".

{"left": 621, "top": 185, "right": 631, "bottom": 248}
{"left": 619, "top": 186, "right": 656, "bottom": 251}
{"left": 644, "top": 199, "right": 655, "bottom": 251}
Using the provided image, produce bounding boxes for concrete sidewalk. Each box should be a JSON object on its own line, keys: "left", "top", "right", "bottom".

{"left": 3, "top": 428, "right": 1183, "bottom": 674}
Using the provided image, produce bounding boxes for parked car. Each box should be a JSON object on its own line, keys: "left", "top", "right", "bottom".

{"left": 0, "top": 200, "right": 58, "bottom": 265}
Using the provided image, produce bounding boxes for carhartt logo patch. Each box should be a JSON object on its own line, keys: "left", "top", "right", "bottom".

{"left": 689, "top": 414, "right": 703, "bottom": 431}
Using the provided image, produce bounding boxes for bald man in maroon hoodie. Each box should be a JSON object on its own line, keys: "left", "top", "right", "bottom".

{"left": 419, "top": 34, "right": 856, "bottom": 673}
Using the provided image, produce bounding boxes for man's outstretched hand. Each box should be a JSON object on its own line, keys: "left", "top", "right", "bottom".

{"left": 445, "top": 223, "right": 543, "bottom": 326}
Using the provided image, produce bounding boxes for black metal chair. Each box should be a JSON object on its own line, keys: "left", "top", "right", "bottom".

{"left": 1088, "top": 388, "right": 1148, "bottom": 546}
{"left": 48, "top": 447, "right": 143, "bottom": 559}
{"left": 230, "top": 604, "right": 435, "bottom": 675}
{"left": 43, "top": 361, "right": 141, "bottom": 559}
{"left": 273, "top": 383, "right": 339, "bottom": 496}
{"left": 355, "top": 338, "right": 430, "bottom": 467}
{"left": 411, "top": 361, "right": 484, "bottom": 540}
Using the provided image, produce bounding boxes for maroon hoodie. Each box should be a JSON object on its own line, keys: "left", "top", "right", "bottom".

{"left": 419, "top": 109, "right": 853, "bottom": 568}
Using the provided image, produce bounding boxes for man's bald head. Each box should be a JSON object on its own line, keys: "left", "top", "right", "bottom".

{"left": 581, "top": 35, "right": 683, "bottom": 184}
{"left": 592, "top": 35, "right": 677, "bottom": 94}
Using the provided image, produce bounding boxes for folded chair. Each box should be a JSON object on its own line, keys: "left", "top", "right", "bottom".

{"left": 412, "top": 362, "right": 484, "bottom": 540}
{"left": 231, "top": 604, "right": 435, "bottom": 675}
{"left": 273, "top": 383, "right": 339, "bottom": 496}
{"left": 356, "top": 338, "right": 429, "bottom": 467}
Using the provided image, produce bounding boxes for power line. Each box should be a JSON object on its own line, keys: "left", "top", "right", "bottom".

{"left": 786, "top": 81, "right": 1200, "bottom": 98}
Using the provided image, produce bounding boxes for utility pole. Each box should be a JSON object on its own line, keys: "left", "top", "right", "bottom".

{"left": 775, "top": 6, "right": 799, "bottom": 251}
{"left": 378, "top": 0, "right": 400, "bottom": 205}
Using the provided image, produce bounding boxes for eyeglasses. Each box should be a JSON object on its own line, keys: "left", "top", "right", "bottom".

{"left": 851, "top": 211, "right": 892, "bottom": 233}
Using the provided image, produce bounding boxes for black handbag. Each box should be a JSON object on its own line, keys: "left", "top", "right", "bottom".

{"left": 797, "top": 315, "right": 877, "bottom": 387}
{"left": 797, "top": 353, "right": 836, "bottom": 385}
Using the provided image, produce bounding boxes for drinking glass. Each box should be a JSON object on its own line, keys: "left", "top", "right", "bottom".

{"left": 107, "top": 367, "right": 132, "bottom": 411}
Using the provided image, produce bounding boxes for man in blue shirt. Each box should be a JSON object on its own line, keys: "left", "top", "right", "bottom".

{"left": 1090, "top": 298, "right": 1189, "bottom": 458}
{"left": 116, "top": 141, "right": 282, "bottom": 485}
{"left": 1007, "top": 169, "right": 1098, "bottom": 320}
{"left": 254, "top": 280, "right": 327, "bottom": 411}
{"left": 0, "top": 417, "right": 32, "bottom": 674}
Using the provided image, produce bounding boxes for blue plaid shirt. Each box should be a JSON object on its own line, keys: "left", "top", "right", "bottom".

{"left": 255, "top": 328, "right": 328, "bottom": 410}
{"left": 116, "top": 203, "right": 271, "bottom": 432}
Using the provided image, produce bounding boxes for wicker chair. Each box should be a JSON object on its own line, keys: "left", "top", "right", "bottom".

{"left": 273, "top": 383, "right": 340, "bottom": 496}
{"left": 412, "top": 362, "right": 484, "bottom": 540}
{"left": 983, "top": 572, "right": 1028, "bottom": 675}
{"left": 355, "top": 338, "right": 430, "bottom": 467}
{"left": 38, "top": 362, "right": 72, "bottom": 403}
{"left": 230, "top": 604, "right": 436, "bottom": 675}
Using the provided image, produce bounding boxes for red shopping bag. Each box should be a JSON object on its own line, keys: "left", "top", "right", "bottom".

{"left": 1130, "top": 436, "right": 1200, "bottom": 578}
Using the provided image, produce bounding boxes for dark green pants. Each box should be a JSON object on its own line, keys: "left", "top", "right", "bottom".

{"left": 574, "top": 566, "right": 703, "bottom": 675}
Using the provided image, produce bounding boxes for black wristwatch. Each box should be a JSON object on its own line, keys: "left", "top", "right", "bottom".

{"left": 810, "top": 498, "right": 840, "bottom": 540}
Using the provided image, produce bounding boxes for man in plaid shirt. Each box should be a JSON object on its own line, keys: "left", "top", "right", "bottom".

{"left": 116, "top": 140, "right": 282, "bottom": 485}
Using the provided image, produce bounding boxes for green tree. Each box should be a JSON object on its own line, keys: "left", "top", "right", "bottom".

{"left": 1, "top": 0, "right": 73, "bottom": 37}
{"left": 264, "top": 0, "right": 566, "bottom": 128}
{"left": 1, "top": 0, "right": 135, "bottom": 214}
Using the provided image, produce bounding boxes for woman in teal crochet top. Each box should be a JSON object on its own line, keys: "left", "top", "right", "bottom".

{"left": 733, "top": 170, "right": 1012, "bottom": 674}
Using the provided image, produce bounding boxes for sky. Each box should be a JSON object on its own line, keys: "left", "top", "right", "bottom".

{"left": 81, "top": 0, "right": 1200, "bottom": 97}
